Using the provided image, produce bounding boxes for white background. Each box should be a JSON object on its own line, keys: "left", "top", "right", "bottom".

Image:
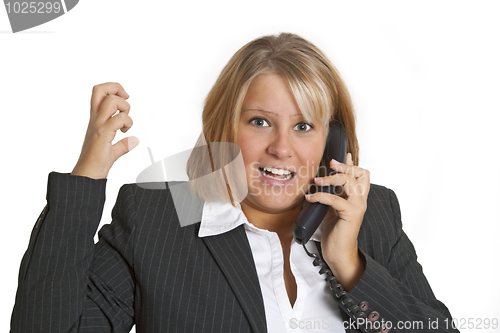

{"left": 1, "top": 1, "right": 499, "bottom": 332}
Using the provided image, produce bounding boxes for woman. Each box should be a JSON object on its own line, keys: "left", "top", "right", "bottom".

{"left": 11, "top": 33, "right": 458, "bottom": 333}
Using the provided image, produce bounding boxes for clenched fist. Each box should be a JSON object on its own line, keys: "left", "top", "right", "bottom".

{"left": 71, "top": 82, "right": 139, "bottom": 179}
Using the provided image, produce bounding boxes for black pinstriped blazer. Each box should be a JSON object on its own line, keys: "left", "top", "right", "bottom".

{"left": 11, "top": 172, "right": 458, "bottom": 333}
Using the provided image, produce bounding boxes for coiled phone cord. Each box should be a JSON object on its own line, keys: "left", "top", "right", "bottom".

{"left": 302, "top": 243, "right": 381, "bottom": 333}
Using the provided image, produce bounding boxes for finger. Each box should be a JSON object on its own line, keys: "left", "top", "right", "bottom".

{"left": 316, "top": 174, "right": 353, "bottom": 198}
{"left": 315, "top": 173, "right": 353, "bottom": 187}
{"left": 305, "top": 191, "right": 353, "bottom": 214}
{"left": 95, "top": 95, "right": 131, "bottom": 126}
{"left": 347, "top": 153, "right": 353, "bottom": 166}
{"left": 90, "top": 82, "right": 129, "bottom": 115}
{"left": 112, "top": 136, "right": 140, "bottom": 159}
{"left": 330, "top": 159, "right": 368, "bottom": 179}
{"left": 314, "top": 175, "right": 368, "bottom": 200}
{"left": 102, "top": 112, "right": 134, "bottom": 136}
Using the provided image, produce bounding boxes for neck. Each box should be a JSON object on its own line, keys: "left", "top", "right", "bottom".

{"left": 240, "top": 199, "right": 303, "bottom": 243}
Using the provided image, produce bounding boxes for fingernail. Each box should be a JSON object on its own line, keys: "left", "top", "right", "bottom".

{"left": 331, "top": 158, "right": 340, "bottom": 164}
{"left": 314, "top": 177, "right": 321, "bottom": 182}
{"left": 305, "top": 194, "right": 312, "bottom": 199}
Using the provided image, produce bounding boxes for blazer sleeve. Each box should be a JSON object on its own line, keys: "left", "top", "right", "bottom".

{"left": 343, "top": 186, "right": 459, "bottom": 333}
{"left": 10, "top": 172, "right": 137, "bottom": 333}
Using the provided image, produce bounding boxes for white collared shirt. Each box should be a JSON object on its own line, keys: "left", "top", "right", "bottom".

{"left": 199, "top": 201, "right": 346, "bottom": 333}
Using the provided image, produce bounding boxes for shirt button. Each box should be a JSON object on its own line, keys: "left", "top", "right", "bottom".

{"left": 368, "top": 311, "right": 380, "bottom": 321}
{"left": 358, "top": 301, "right": 369, "bottom": 311}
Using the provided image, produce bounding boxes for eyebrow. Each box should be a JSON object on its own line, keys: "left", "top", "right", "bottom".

{"left": 242, "top": 108, "right": 303, "bottom": 118}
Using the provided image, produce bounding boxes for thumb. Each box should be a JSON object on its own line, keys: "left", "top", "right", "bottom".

{"left": 113, "top": 136, "right": 140, "bottom": 159}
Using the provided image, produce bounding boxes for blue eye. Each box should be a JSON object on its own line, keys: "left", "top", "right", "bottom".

{"left": 293, "top": 123, "right": 313, "bottom": 132}
{"left": 249, "top": 117, "right": 270, "bottom": 127}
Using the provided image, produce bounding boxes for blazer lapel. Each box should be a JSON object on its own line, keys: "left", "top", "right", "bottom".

{"left": 202, "top": 224, "right": 267, "bottom": 332}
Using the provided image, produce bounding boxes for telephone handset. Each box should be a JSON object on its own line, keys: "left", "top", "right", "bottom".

{"left": 293, "top": 120, "right": 347, "bottom": 245}
{"left": 294, "top": 121, "right": 381, "bottom": 331}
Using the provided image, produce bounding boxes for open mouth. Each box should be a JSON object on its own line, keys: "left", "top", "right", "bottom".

{"left": 258, "top": 167, "right": 295, "bottom": 181}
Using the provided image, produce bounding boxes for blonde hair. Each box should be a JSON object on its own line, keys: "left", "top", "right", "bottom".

{"left": 186, "top": 33, "right": 359, "bottom": 205}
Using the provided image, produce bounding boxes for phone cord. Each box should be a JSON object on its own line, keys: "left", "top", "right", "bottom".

{"left": 302, "top": 243, "right": 381, "bottom": 333}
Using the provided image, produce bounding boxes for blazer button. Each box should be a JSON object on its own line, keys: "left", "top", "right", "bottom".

{"left": 368, "top": 311, "right": 380, "bottom": 321}
{"left": 358, "top": 301, "right": 369, "bottom": 311}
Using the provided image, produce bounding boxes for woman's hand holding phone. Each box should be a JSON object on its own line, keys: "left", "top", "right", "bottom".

{"left": 305, "top": 153, "right": 370, "bottom": 291}
{"left": 71, "top": 82, "right": 139, "bottom": 179}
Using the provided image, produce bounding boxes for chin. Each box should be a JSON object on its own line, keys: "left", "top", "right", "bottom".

{"left": 247, "top": 189, "right": 303, "bottom": 212}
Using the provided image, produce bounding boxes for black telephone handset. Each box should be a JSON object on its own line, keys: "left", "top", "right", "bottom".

{"left": 293, "top": 120, "right": 347, "bottom": 245}
{"left": 294, "top": 121, "right": 378, "bottom": 331}
{"left": 295, "top": 122, "right": 382, "bottom": 331}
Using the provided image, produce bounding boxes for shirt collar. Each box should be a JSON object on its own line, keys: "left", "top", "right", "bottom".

{"left": 198, "top": 200, "right": 323, "bottom": 242}
{"left": 198, "top": 200, "right": 249, "bottom": 237}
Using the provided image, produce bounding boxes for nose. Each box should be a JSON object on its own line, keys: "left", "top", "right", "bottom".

{"left": 267, "top": 129, "right": 293, "bottom": 159}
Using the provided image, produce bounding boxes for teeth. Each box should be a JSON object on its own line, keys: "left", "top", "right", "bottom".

{"left": 260, "top": 167, "right": 293, "bottom": 181}
{"left": 263, "top": 167, "right": 291, "bottom": 176}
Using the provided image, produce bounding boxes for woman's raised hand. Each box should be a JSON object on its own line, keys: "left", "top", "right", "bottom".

{"left": 305, "top": 153, "right": 370, "bottom": 291}
{"left": 71, "top": 82, "right": 139, "bottom": 179}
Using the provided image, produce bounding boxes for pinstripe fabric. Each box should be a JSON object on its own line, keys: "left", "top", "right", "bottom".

{"left": 337, "top": 187, "right": 458, "bottom": 333}
{"left": 11, "top": 172, "right": 457, "bottom": 333}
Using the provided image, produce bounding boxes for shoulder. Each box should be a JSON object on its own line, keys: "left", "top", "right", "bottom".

{"left": 117, "top": 180, "right": 190, "bottom": 202}
{"left": 115, "top": 180, "right": 204, "bottom": 228}
{"left": 365, "top": 183, "right": 401, "bottom": 223}
{"left": 359, "top": 184, "right": 403, "bottom": 261}
{"left": 366, "top": 183, "right": 397, "bottom": 205}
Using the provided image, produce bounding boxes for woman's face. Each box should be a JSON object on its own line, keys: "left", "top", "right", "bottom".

{"left": 236, "top": 73, "right": 327, "bottom": 213}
